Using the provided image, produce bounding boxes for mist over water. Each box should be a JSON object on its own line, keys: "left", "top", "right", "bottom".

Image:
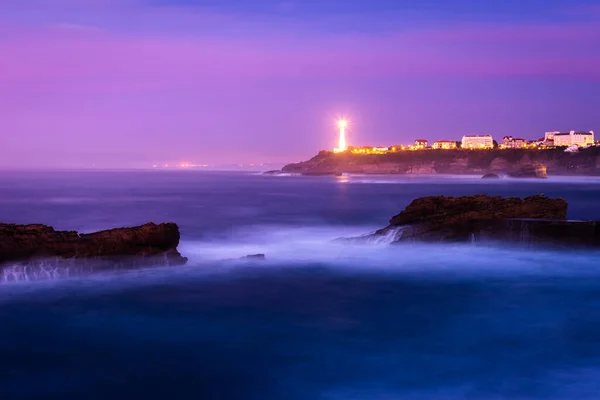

{"left": 1, "top": 171, "right": 600, "bottom": 399}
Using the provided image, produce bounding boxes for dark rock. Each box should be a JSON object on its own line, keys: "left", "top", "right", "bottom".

{"left": 473, "top": 219, "right": 600, "bottom": 247}
{"left": 389, "top": 194, "right": 567, "bottom": 227}
{"left": 481, "top": 173, "right": 500, "bottom": 179}
{"left": 373, "top": 194, "right": 572, "bottom": 243}
{"left": 0, "top": 222, "right": 187, "bottom": 266}
{"left": 241, "top": 254, "right": 266, "bottom": 260}
{"left": 301, "top": 171, "right": 341, "bottom": 176}
{"left": 508, "top": 163, "right": 547, "bottom": 179}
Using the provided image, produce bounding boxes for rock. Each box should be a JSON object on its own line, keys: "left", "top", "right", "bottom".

{"left": 0, "top": 222, "right": 187, "bottom": 266}
{"left": 241, "top": 254, "right": 266, "bottom": 260}
{"left": 373, "top": 194, "right": 569, "bottom": 243}
{"left": 301, "top": 171, "right": 342, "bottom": 176}
{"left": 507, "top": 163, "right": 548, "bottom": 178}
{"left": 489, "top": 157, "right": 509, "bottom": 172}
{"left": 474, "top": 219, "right": 600, "bottom": 247}
{"left": 389, "top": 194, "right": 567, "bottom": 227}
{"left": 481, "top": 173, "right": 500, "bottom": 179}
{"left": 519, "top": 154, "right": 533, "bottom": 166}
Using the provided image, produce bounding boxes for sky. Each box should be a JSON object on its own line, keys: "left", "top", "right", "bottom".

{"left": 1, "top": 0, "right": 599, "bottom": 168}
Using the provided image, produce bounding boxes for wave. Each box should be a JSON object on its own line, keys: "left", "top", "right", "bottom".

{"left": 179, "top": 224, "right": 600, "bottom": 276}
{"left": 2, "top": 224, "right": 600, "bottom": 288}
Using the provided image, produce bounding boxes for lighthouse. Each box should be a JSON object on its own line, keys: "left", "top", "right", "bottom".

{"left": 334, "top": 119, "right": 348, "bottom": 153}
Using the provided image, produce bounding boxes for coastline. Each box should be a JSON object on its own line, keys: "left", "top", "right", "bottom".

{"left": 276, "top": 147, "right": 600, "bottom": 177}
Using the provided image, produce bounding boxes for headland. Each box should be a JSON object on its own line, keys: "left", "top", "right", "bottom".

{"left": 279, "top": 147, "right": 600, "bottom": 177}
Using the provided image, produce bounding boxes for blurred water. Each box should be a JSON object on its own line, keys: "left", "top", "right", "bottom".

{"left": 1, "top": 170, "right": 600, "bottom": 399}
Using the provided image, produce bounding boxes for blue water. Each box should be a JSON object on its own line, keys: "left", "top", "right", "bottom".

{"left": 1, "top": 171, "right": 600, "bottom": 399}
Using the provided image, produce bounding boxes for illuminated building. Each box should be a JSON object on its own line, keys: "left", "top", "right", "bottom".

{"left": 432, "top": 140, "right": 457, "bottom": 150}
{"left": 553, "top": 131, "right": 595, "bottom": 147}
{"left": 501, "top": 136, "right": 526, "bottom": 149}
{"left": 414, "top": 139, "right": 428, "bottom": 149}
{"left": 461, "top": 135, "right": 494, "bottom": 149}
{"left": 350, "top": 146, "right": 388, "bottom": 154}
{"left": 372, "top": 147, "right": 389, "bottom": 153}
{"left": 542, "top": 131, "right": 559, "bottom": 146}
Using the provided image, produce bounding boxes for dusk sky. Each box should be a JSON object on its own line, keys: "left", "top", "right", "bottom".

{"left": 1, "top": 0, "right": 599, "bottom": 168}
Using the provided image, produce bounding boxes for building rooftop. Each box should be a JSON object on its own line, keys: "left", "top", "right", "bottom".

{"left": 555, "top": 131, "right": 593, "bottom": 136}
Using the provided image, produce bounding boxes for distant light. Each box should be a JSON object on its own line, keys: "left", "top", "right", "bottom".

{"left": 338, "top": 119, "right": 348, "bottom": 129}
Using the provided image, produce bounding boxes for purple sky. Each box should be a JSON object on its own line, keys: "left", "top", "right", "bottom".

{"left": 1, "top": 0, "right": 599, "bottom": 168}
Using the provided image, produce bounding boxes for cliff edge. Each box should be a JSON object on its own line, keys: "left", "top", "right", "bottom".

{"left": 281, "top": 148, "right": 600, "bottom": 176}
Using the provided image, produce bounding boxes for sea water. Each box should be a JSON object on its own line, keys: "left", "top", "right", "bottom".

{"left": 1, "top": 170, "right": 600, "bottom": 399}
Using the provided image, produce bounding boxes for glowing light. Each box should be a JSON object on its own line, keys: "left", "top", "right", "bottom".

{"left": 335, "top": 118, "right": 348, "bottom": 152}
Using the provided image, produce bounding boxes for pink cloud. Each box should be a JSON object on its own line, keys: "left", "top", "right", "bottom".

{"left": 1, "top": 20, "right": 599, "bottom": 97}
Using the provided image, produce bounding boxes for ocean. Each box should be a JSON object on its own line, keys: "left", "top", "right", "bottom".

{"left": 1, "top": 170, "right": 600, "bottom": 399}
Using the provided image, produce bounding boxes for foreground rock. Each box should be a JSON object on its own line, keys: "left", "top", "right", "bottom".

{"left": 368, "top": 194, "right": 600, "bottom": 247}
{"left": 0, "top": 222, "right": 188, "bottom": 267}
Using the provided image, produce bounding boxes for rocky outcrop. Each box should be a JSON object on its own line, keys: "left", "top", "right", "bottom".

{"left": 508, "top": 163, "right": 547, "bottom": 179}
{"left": 0, "top": 222, "right": 187, "bottom": 266}
{"left": 388, "top": 194, "right": 566, "bottom": 227}
{"left": 370, "top": 194, "right": 582, "bottom": 244}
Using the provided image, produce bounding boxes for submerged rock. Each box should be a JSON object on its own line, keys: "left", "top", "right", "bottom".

{"left": 481, "top": 173, "right": 500, "bottom": 179}
{"left": 474, "top": 219, "right": 600, "bottom": 247}
{"left": 301, "top": 171, "right": 342, "bottom": 176}
{"left": 0, "top": 222, "right": 188, "bottom": 267}
{"left": 263, "top": 170, "right": 288, "bottom": 175}
{"left": 241, "top": 254, "right": 266, "bottom": 260}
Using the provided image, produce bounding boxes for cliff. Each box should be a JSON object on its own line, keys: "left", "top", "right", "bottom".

{"left": 370, "top": 194, "right": 600, "bottom": 247}
{"left": 0, "top": 222, "right": 188, "bottom": 267}
{"left": 281, "top": 147, "right": 600, "bottom": 176}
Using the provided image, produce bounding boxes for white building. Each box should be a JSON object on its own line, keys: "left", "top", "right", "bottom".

{"left": 432, "top": 140, "right": 457, "bottom": 150}
{"left": 501, "top": 136, "right": 526, "bottom": 149}
{"left": 553, "top": 131, "right": 594, "bottom": 147}
{"left": 461, "top": 135, "right": 494, "bottom": 149}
